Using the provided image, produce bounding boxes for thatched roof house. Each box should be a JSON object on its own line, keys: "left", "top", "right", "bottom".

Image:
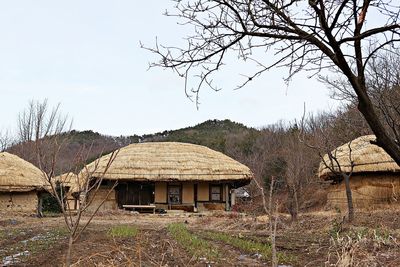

{"left": 0, "top": 152, "right": 48, "bottom": 212}
{"left": 75, "top": 142, "right": 253, "bottom": 212}
{"left": 318, "top": 135, "right": 400, "bottom": 209}
{"left": 52, "top": 172, "right": 78, "bottom": 189}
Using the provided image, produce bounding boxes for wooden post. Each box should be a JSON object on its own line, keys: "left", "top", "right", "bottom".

{"left": 225, "top": 184, "right": 229, "bottom": 211}
{"left": 231, "top": 189, "right": 236, "bottom": 207}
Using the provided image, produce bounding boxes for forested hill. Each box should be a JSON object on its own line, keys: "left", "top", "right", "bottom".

{"left": 69, "top": 119, "right": 257, "bottom": 152}
{"left": 8, "top": 119, "right": 259, "bottom": 173}
{"left": 140, "top": 119, "right": 258, "bottom": 152}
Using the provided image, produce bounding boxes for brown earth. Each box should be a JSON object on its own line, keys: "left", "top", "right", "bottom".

{"left": 0, "top": 208, "right": 399, "bottom": 266}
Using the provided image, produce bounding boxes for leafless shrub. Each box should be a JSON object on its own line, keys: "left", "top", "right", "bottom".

{"left": 299, "top": 110, "right": 357, "bottom": 221}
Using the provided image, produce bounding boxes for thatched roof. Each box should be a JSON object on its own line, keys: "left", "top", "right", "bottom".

{"left": 79, "top": 142, "right": 253, "bottom": 183}
{"left": 53, "top": 172, "right": 78, "bottom": 187}
{"left": 318, "top": 135, "right": 400, "bottom": 180}
{"left": 0, "top": 152, "right": 48, "bottom": 192}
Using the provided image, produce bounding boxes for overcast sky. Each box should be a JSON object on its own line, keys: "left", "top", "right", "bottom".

{"left": 0, "top": 1, "right": 339, "bottom": 136}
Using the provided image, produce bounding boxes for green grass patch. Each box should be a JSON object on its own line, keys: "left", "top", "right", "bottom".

{"left": 202, "top": 231, "right": 294, "bottom": 264}
{"left": 108, "top": 225, "right": 138, "bottom": 238}
{"left": 167, "top": 223, "right": 219, "bottom": 260}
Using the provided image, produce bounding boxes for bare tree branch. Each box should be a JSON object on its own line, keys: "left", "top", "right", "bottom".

{"left": 144, "top": 0, "right": 400, "bottom": 165}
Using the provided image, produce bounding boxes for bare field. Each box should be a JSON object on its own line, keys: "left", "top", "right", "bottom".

{"left": 1, "top": 209, "right": 399, "bottom": 266}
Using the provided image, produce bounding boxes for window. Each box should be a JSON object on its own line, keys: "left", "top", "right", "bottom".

{"left": 210, "top": 185, "right": 222, "bottom": 201}
{"left": 168, "top": 185, "right": 181, "bottom": 204}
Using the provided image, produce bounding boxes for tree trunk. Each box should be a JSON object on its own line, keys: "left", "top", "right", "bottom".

{"left": 287, "top": 186, "right": 298, "bottom": 221}
{"left": 294, "top": 189, "right": 299, "bottom": 221}
{"left": 66, "top": 235, "right": 74, "bottom": 267}
{"left": 349, "top": 79, "right": 400, "bottom": 166}
{"left": 343, "top": 174, "right": 354, "bottom": 222}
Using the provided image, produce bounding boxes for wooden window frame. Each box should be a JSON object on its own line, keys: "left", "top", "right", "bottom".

{"left": 209, "top": 184, "right": 223, "bottom": 202}
{"left": 167, "top": 184, "right": 182, "bottom": 205}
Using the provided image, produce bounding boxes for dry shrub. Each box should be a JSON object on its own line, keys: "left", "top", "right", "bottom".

{"left": 326, "top": 228, "right": 398, "bottom": 267}
{"left": 300, "top": 185, "right": 328, "bottom": 212}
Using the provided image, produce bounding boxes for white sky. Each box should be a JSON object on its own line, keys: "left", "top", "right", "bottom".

{"left": 0, "top": 0, "right": 339, "bottom": 136}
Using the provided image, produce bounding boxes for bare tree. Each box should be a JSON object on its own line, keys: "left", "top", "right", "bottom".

{"left": 145, "top": 0, "right": 400, "bottom": 166}
{"left": 300, "top": 112, "right": 357, "bottom": 221}
{"left": 365, "top": 51, "right": 400, "bottom": 143}
{"left": 16, "top": 100, "right": 119, "bottom": 266}
{"left": 281, "top": 128, "right": 316, "bottom": 221}
{"left": 225, "top": 122, "right": 320, "bottom": 219}
{"left": 0, "top": 129, "right": 13, "bottom": 152}
{"left": 17, "top": 99, "right": 72, "bottom": 175}
{"left": 253, "top": 176, "right": 278, "bottom": 267}
{"left": 61, "top": 150, "right": 119, "bottom": 266}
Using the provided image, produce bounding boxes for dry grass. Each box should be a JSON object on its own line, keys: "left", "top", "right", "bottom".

{"left": 1, "top": 209, "right": 399, "bottom": 266}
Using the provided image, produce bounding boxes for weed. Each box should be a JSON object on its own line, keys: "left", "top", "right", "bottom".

{"left": 334, "top": 206, "right": 342, "bottom": 214}
{"left": 167, "top": 223, "right": 219, "bottom": 260}
{"left": 328, "top": 217, "right": 344, "bottom": 237}
{"left": 372, "top": 228, "right": 392, "bottom": 243}
{"left": 351, "top": 227, "right": 369, "bottom": 240}
{"left": 108, "top": 225, "right": 138, "bottom": 238}
{"left": 202, "top": 231, "right": 293, "bottom": 264}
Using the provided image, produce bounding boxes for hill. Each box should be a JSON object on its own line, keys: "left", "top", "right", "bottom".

{"left": 140, "top": 119, "right": 258, "bottom": 153}
{"left": 8, "top": 119, "right": 259, "bottom": 174}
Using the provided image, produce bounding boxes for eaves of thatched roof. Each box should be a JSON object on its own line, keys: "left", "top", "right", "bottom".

{"left": 318, "top": 135, "right": 400, "bottom": 180}
{"left": 79, "top": 142, "right": 253, "bottom": 183}
{"left": 0, "top": 152, "right": 48, "bottom": 192}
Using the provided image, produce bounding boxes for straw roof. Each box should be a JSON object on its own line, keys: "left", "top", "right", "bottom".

{"left": 53, "top": 172, "right": 78, "bottom": 188}
{"left": 44, "top": 172, "right": 78, "bottom": 192}
{"left": 79, "top": 142, "right": 253, "bottom": 183}
{"left": 0, "top": 152, "right": 48, "bottom": 192}
{"left": 318, "top": 135, "right": 400, "bottom": 180}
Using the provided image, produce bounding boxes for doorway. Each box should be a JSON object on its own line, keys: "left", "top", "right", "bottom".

{"left": 117, "top": 182, "right": 155, "bottom": 208}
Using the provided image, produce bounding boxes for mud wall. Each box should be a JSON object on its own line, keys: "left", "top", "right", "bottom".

{"left": 0, "top": 191, "right": 38, "bottom": 213}
{"left": 85, "top": 186, "right": 117, "bottom": 212}
{"left": 327, "top": 174, "right": 400, "bottom": 210}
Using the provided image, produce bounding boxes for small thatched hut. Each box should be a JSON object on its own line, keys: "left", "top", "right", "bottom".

{"left": 50, "top": 172, "right": 79, "bottom": 210}
{"left": 318, "top": 135, "right": 400, "bottom": 209}
{"left": 0, "top": 152, "right": 48, "bottom": 213}
{"left": 51, "top": 172, "right": 79, "bottom": 192}
{"left": 74, "top": 142, "right": 253, "bottom": 212}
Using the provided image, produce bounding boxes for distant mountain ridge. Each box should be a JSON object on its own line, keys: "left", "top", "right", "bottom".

{"left": 8, "top": 119, "right": 259, "bottom": 173}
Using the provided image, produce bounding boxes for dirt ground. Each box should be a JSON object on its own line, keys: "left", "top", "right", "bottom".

{"left": 1, "top": 208, "right": 399, "bottom": 266}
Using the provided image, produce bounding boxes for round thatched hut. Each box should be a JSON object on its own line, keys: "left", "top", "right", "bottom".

{"left": 74, "top": 142, "right": 253, "bottom": 212}
{"left": 0, "top": 152, "right": 48, "bottom": 213}
{"left": 318, "top": 135, "right": 400, "bottom": 209}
